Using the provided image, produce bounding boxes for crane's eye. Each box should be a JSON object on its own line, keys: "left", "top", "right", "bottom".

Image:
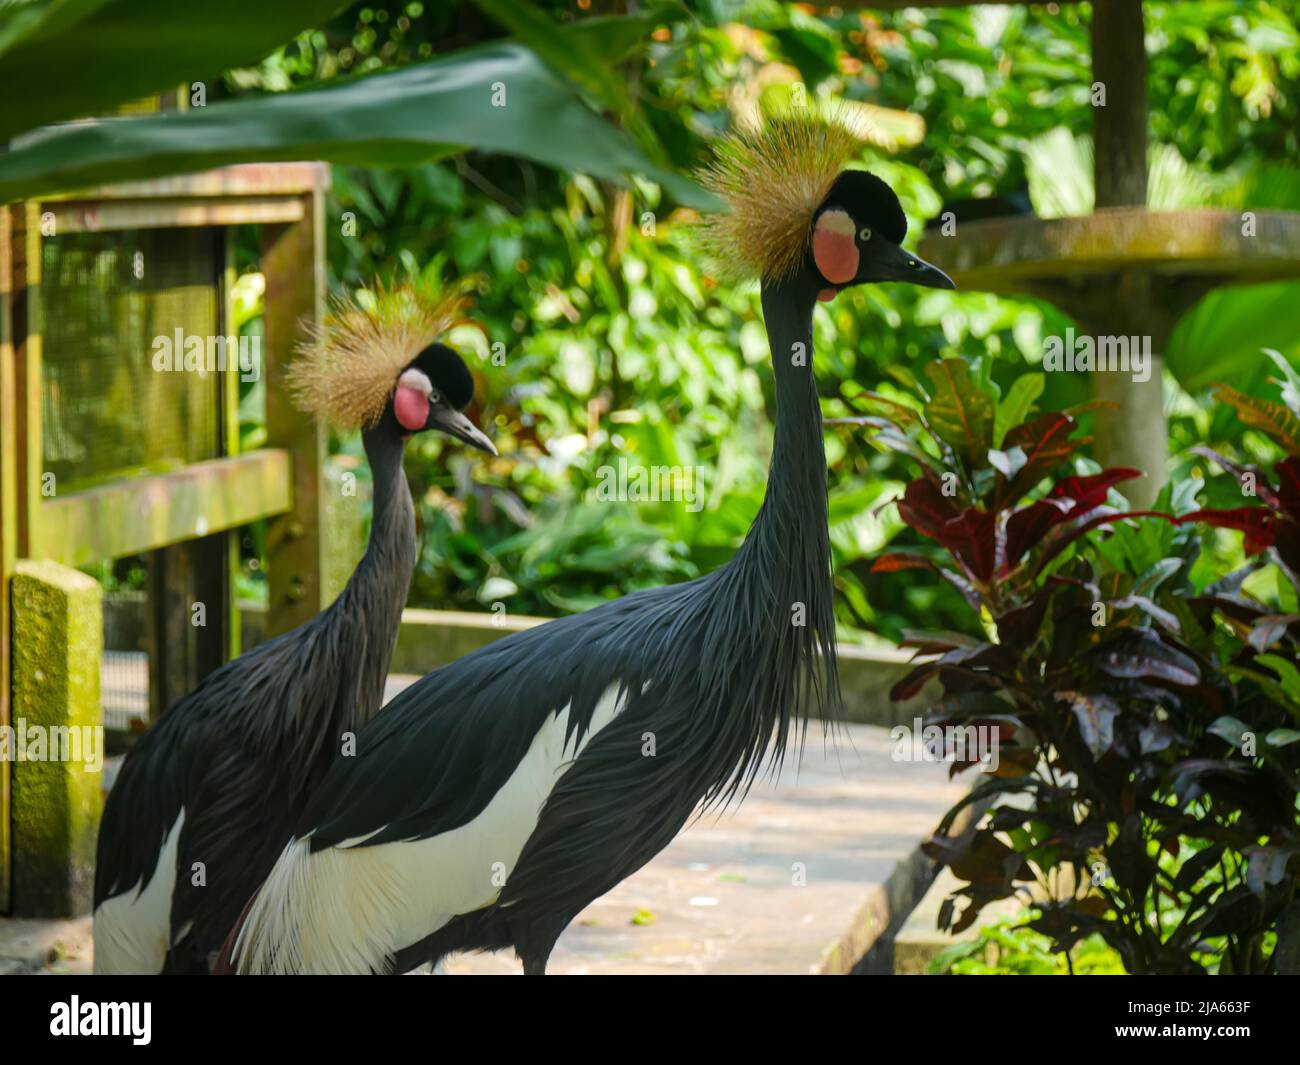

{"left": 858, "top": 226, "right": 873, "bottom": 242}
{"left": 428, "top": 390, "right": 442, "bottom": 405}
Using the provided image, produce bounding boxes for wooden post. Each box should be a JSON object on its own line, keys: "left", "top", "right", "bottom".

{"left": 143, "top": 229, "right": 231, "bottom": 721}
{"left": 262, "top": 188, "right": 327, "bottom": 638}
{"left": 11, "top": 203, "right": 41, "bottom": 558}
{"left": 1090, "top": 0, "right": 1165, "bottom": 507}
{"left": 145, "top": 533, "right": 230, "bottom": 723}
{"left": 1, "top": 203, "right": 42, "bottom": 912}
{"left": 221, "top": 227, "right": 242, "bottom": 661}
{"left": 0, "top": 208, "right": 15, "bottom": 911}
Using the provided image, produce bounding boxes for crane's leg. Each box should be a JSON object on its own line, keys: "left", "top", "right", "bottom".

{"left": 515, "top": 916, "right": 567, "bottom": 975}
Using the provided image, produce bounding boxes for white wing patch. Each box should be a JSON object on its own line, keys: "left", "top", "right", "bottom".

{"left": 92, "top": 808, "right": 186, "bottom": 974}
{"left": 235, "top": 681, "right": 630, "bottom": 974}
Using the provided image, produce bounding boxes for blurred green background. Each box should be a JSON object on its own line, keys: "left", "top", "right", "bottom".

{"left": 180, "top": 1, "right": 1300, "bottom": 642}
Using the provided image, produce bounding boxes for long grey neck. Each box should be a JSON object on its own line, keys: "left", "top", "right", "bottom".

{"left": 713, "top": 272, "right": 831, "bottom": 582}
{"left": 716, "top": 273, "right": 838, "bottom": 722}
{"left": 327, "top": 413, "right": 417, "bottom": 728}
{"left": 359, "top": 415, "right": 417, "bottom": 575}
{"left": 566, "top": 273, "right": 839, "bottom": 813}
{"left": 755, "top": 275, "right": 830, "bottom": 542}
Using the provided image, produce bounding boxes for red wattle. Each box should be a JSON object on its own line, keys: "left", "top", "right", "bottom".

{"left": 394, "top": 386, "right": 427, "bottom": 431}
{"left": 812, "top": 219, "right": 859, "bottom": 285}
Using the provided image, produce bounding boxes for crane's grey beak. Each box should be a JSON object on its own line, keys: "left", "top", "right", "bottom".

{"left": 870, "top": 241, "right": 956, "bottom": 290}
{"left": 429, "top": 407, "right": 496, "bottom": 455}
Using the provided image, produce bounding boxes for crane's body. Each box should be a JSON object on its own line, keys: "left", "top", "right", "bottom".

{"left": 93, "top": 422, "right": 417, "bottom": 972}
{"left": 225, "top": 117, "right": 954, "bottom": 975}
{"left": 93, "top": 290, "right": 492, "bottom": 974}
{"left": 228, "top": 279, "right": 836, "bottom": 975}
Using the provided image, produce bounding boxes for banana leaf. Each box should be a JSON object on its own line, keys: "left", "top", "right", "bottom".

{"left": 0, "top": 41, "right": 718, "bottom": 208}
{"left": 470, "top": 0, "right": 668, "bottom": 160}
{"left": 0, "top": 0, "right": 114, "bottom": 60}
{"left": 1165, "top": 282, "right": 1300, "bottom": 396}
{"left": 0, "top": 0, "right": 352, "bottom": 140}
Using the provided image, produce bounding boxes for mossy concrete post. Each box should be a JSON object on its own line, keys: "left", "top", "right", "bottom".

{"left": 9, "top": 559, "right": 103, "bottom": 916}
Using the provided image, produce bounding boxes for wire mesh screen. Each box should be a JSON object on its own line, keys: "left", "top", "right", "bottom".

{"left": 41, "top": 227, "right": 222, "bottom": 493}
{"left": 102, "top": 589, "right": 149, "bottom": 736}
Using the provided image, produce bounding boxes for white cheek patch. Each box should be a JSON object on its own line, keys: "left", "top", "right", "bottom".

{"left": 398, "top": 368, "right": 433, "bottom": 397}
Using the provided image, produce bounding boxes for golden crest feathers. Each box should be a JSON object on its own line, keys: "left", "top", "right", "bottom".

{"left": 287, "top": 279, "right": 472, "bottom": 430}
{"left": 696, "top": 110, "right": 863, "bottom": 282}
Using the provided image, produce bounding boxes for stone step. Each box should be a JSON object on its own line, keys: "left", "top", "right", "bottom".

{"left": 0, "top": 916, "right": 92, "bottom": 975}
{"left": 892, "top": 781, "right": 1041, "bottom": 974}
{"left": 892, "top": 867, "right": 1022, "bottom": 975}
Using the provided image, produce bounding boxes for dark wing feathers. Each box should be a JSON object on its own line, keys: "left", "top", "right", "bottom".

{"left": 297, "top": 581, "right": 686, "bottom": 851}
{"left": 93, "top": 628, "right": 297, "bottom": 909}
{"left": 95, "top": 593, "right": 397, "bottom": 970}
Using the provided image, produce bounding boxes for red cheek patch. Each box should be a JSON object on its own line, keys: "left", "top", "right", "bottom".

{"left": 394, "top": 385, "right": 428, "bottom": 431}
{"left": 812, "top": 209, "right": 858, "bottom": 285}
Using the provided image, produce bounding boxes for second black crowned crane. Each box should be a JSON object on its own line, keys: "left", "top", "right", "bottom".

{"left": 222, "top": 114, "right": 954, "bottom": 975}
{"left": 93, "top": 284, "right": 495, "bottom": 973}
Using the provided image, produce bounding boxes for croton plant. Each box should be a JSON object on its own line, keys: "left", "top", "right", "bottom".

{"left": 863, "top": 357, "right": 1300, "bottom": 975}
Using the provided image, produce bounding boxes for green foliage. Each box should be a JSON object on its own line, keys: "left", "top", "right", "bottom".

{"left": 928, "top": 915, "right": 1126, "bottom": 976}
{"left": 11, "top": 0, "right": 1300, "bottom": 969}
{"left": 0, "top": 0, "right": 350, "bottom": 140}
{"left": 33, "top": 0, "right": 1296, "bottom": 638}
{"left": 318, "top": 149, "right": 1017, "bottom": 625}
{"left": 0, "top": 38, "right": 710, "bottom": 206}
{"left": 256, "top": 0, "right": 1300, "bottom": 637}
{"left": 863, "top": 2, "right": 1300, "bottom": 198}
{"left": 0, "top": 0, "right": 114, "bottom": 61}
{"left": 879, "top": 356, "right": 1300, "bottom": 975}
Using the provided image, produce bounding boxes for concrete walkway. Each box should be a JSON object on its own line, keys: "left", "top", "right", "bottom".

{"left": 6, "top": 679, "right": 965, "bottom": 975}
{"left": 444, "top": 722, "right": 964, "bottom": 974}
{"left": 0, "top": 916, "right": 92, "bottom": 974}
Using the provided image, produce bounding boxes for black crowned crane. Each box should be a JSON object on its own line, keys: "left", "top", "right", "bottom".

{"left": 222, "top": 115, "right": 954, "bottom": 975}
{"left": 93, "top": 284, "right": 495, "bottom": 973}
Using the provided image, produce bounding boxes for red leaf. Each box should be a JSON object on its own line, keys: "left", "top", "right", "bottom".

{"left": 1004, "top": 499, "right": 1071, "bottom": 570}
{"left": 1089, "top": 632, "right": 1201, "bottom": 686}
{"left": 1276, "top": 457, "right": 1300, "bottom": 521}
{"left": 896, "top": 478, "right": 961, "bottom": 538}
{"left": 870, "top": 553, "right": 935, "bottom": 574}
{"left": 941, "top": 508, "right": 999, "bottom": 582}
{"left": 997, "top": 413, "right": 1078, "bottom": 504}
{"left": 1178, "top": 507, "right": 1276, "bottom": 553}
{"left": 1049, "top": 467, "right": 1142, "bottom": 513}
{"left": 895, "top": 480, "right": 998, "bottom": 583}
{"left": 891, "top": 661, "right": 944, "bottom": 701}
{"left": 1000, "top": 468, "right": 1144, "bottom": 573}
{"left": 995, "top": 593, "right": 1053, "bottom": 648}
{"left": 1273, "top": 519, "right": 1300, "bottom": 577}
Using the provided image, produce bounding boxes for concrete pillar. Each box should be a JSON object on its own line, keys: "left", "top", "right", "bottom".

{"left": 1092, "top": 0, "right": 1149, "bottom": 211}
{"left": 1079, "top": 272, "right": 1174, "bottom": 510}
{"left": 8, "top": 559, "right": 103, "bottom": 916}
{"left": 1089, "top": 1, "right": 1164, "bottom": 508}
